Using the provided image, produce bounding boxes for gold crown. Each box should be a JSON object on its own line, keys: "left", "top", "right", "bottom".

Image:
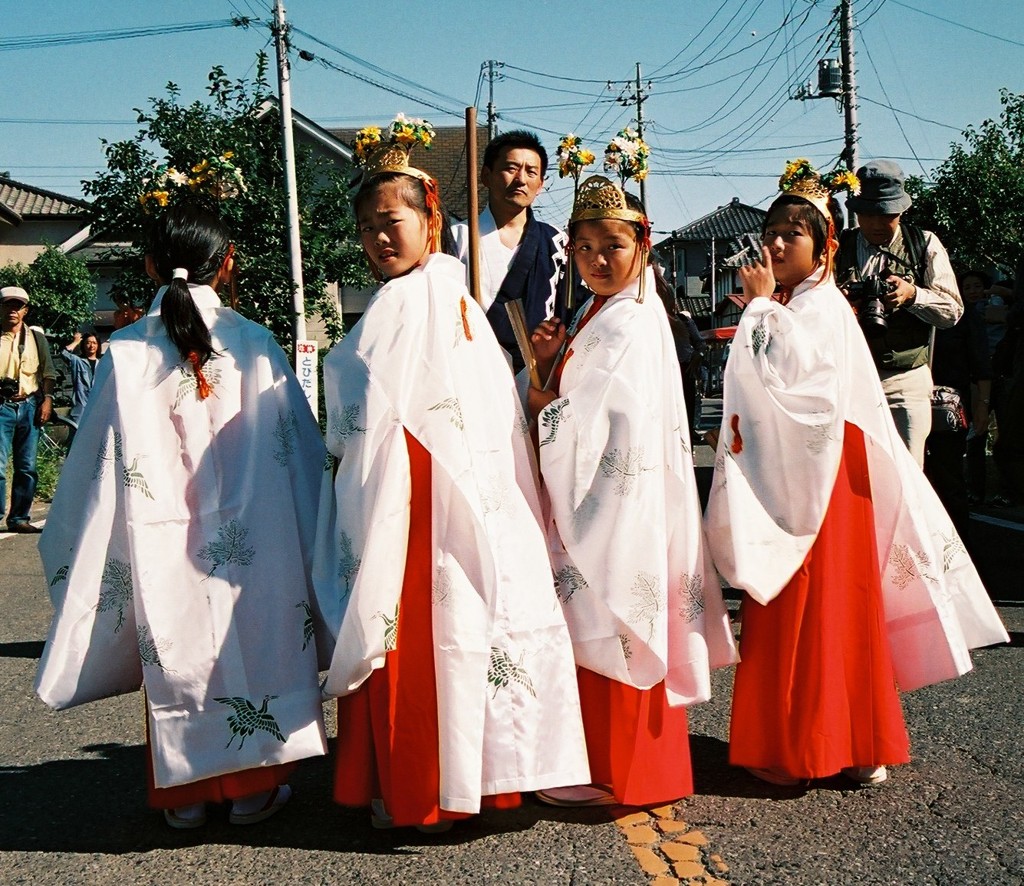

{"left": 777, "top": 159, "right": 859, "bottom": 221}
{"left": 570, "top": 175, "right": 647, "bottom": 226}
{"left": 363, "top": 142, "right": 433, "bottom": 186}
{"left": 783, "top": 177, "right": 832, "bottom": 220}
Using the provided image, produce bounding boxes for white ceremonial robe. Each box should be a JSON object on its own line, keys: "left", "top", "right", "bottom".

{"left": 705, "top": 272, "right": 1009, "bottom": 691}
{"left": 535, "top": 270, "right": 737, "bottom": 707}
{"left": 36, "top": 284, "right": 329, "bottom": 788}
{"left": 313, "top": 252, "right": 590, "bottom": 813}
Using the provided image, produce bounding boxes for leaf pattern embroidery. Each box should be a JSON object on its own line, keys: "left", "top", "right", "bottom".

{"left": 751, "top": 314, "right": 771, "bottom": 356}
{"left": 583, "top": 333, "right": 600, "bottom": 354}
{"left": 428, "top": 397, "right": 464, "bottom": 431}
{"left": 487, "top": 647, "right": 536, "bottom": 699}
{"left": 432, "top": 566, "right": 453, "bottom": 608}
{"left": 807, "top": 422, "right": 832, "bottom": 455}
{"left": 50, "top": 565, "right": 69, "bottom": 588}
{"left": 92, "top": 430, "right": 121, "bottom": 481}
{"left": 213, "top": 695, "right": 285, "bottom": 749}
{"left": 198, "top": 519, "right": 255, "bottom": 578}
{"left": 628, "top": 571, "right": 661, "bottom": 642}
{"left": 539, "top": 400, "right": 567, "bottom": 446}
{"left": 174, "top": 360, "right": 222, "bottom": 407}
{"left": 295, "top": 601, "right": 314, "bottom": 651}
{"left": 480, "top": 474, "right": 511, "bottom": 515}
{"left": 678, "top": 572, "right": 705, "bottom": 622}
{"left": 619, "top": 633, "right": 633, "bottom": 660}
{"left": 553, "top": 564, "right": 588, "bottom": 604}
{"left": 329, "top": 404, "right": 367, "bottom": 441}
{"left": 336, "top": 531, "right": 361, "bottom": 596}
{"left": 600, "top": 446, "right": 654, "bottom": 496}
{"left": 376, "top": 604, "right": 399, "bottom": 651}
{"left": 273, "top": 411, "right": 300, "bottom": 466}
{"left": 137, "top": 624, "right": 172, "bottom": 671}
{"left": 888, "top": 544, "right": 936, "bottom": 590}
{"left": 96, "top": 557, "right": 133, "bottom": 633}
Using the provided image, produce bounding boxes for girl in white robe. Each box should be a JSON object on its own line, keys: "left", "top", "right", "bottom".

{"left": 313, "top": 130, "right": 589, "bottom": 831}
{"left": 526, "top": 176, "right": 736, "bottom": 807}
{"left": 705, "top": 169, "right": 1008, "bottom": 786}
{"left": 36, "top": 206, "right": 328, "bottom": 827}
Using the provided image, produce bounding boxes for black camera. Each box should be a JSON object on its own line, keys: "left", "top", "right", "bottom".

{"left": 0, "top": 376, "right": 19, "bottom": 404}
{"left": 845, "top": 275, "right": 897, "bottom": 337}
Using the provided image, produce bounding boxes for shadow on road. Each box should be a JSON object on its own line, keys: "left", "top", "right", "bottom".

{"left": 0, "top": 738, "right": 623, "bottom": 854}
{"left": 0, "top": 641, "right": 44, "bottom": 659}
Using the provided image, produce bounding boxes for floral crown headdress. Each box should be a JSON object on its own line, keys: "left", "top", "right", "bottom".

{"left": 776, "top": 158, "right": 859, "bottom": 280}
{"left": 560, "top": 130, "right": 652, "bottom": 304}
{"left": 353, "top": 115, "right": 443, "bottom": 256}
{"left": 139, "top": 151, "right": 247, "bottom": 212}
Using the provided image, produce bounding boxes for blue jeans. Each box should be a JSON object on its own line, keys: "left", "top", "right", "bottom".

{"left": 0, "top": 394, "right": 41, "bottom": 527}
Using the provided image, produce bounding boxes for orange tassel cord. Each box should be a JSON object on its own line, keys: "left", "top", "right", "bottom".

{"left": 460, "top": 296, "right": 473, "bottom": 341}
{"left": 730, "top": 413, "right": 744, "bottom": 454}
{"left": 423, "top": 178, "right": 443, "bottom": 254}
{"left": 187, "top": 351, "right": 212, "bottom": 401}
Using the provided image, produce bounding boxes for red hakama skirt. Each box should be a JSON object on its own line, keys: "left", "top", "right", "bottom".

{"left": 146, "top": 724, "right": 295, "bottom": 808}
{"left": 729, "top": 423, "right": 911, "bottom": 778}
{"left": 577, "top": 670, "right": 693, "bottom": 806}
{"left": 334, "top": 430, "right": 520, "bottom": 827}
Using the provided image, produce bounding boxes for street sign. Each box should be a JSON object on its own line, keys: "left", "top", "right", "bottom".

{"left": 295, "top": 339, "right": 318, "bottom": 420}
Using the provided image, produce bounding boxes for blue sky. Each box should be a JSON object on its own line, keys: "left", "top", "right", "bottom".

{"left": 1, "top": 0, "right": 1020, "bottom": 234}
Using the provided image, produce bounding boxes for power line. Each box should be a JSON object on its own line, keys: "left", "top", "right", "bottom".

{"left": 0, "top": 18, "right": 249, "bottom": 51}
{"left": 858, "top": 96, "right": 963, "bottom": 132}
{"left": 889, "top": 0, "right": 1024, "bottom": 48}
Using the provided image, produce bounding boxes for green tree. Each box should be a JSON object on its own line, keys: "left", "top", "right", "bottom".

{"left": 0, "top": 245, "right": 96, "bottom": 345}
{"left": 905, "top": 89, "right": 1024, "bottom": 276}
{"left": 84, "top": 53, "right": 368, "bottom": 347}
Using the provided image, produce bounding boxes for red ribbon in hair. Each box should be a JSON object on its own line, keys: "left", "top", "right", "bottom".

{"left": 187, "top": 351, "right": 212, "bottom": 401}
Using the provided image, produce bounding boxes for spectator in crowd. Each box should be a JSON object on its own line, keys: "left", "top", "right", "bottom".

{"left": 1, "top": 285, "right": 56, "bottom": 533}
{"left": 61, "top": 330, "right": 101, "bottom": 431}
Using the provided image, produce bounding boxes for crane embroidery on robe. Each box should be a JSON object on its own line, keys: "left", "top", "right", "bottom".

{"left": 539, "top": 400, "right": 567, "bottom": 446}
{"left": 938, "top": 530, "right": 967, "bottom": 572}
{"left": 214, "top": 695, "right": 285, "bottom": 750}
{"left": 295, "top": 601, "right": 314, "bottom": 651}
{"left": 487, "top": 647, "right": 536, "bottom": 699}
{"left": 174, "top": 360, "right": 222, "bottom": 407}
{"left": 480, "top": 474, "right": 511, "bottom": 515}
{"left": 628, "top": 571, "right": 661, "bottom": 642}
{"left": 50, "top": 564, "right": 69, "bottom": 587}
{"left": 198, "top": 519, "right": 255, "bottom": 578}
{"left": 273, "top": 411, "right": 300, "bottom": 466}
{"left": 619, "top": 633, "right": 633, "bottom": 660}
{"left": 376, "top": 604, "right": 399, "bottom": 651}
{"left": 600, "top": 446, "right": 654, "bottom": 496}
{"left": 677, "top": 572, "right": 705, "bottom": 622}
{"left": 336, "top": 531, "right": 361, "bottom": 596}
{"left": 553, "top": 564, "right": 588, "bottom": 604}
{"left": 428, "top": 397, "right": 464, "bottom": 431}
{"left": 329, "top": 404, "right": 367, "bottom": 441}
{"left": 96, "top": 557, "right": 133, "bottom": 633}
{"left": 123, "top": 457, "right": 154, "bottom": 499}
{"left": 93, "top": 429, "right": 153, "bottom": 498}
{"left": 888, "top": 544, "right": 937, "bottom": 590}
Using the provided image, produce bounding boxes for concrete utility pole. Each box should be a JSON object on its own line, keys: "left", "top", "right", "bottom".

{"left": 485, "top": 60, "right": 500, "bottom": 141}
{"left": 272, "top": 0, "right": 307, "bottom": 347}
{"left": 839, "top": 0, "right": 859, "bottom": 172}
{"left": 616, "top": 64, "right": 651, "bottom": 205}
{"left": 791, "top": 0, "right": 859, "bottom": 173}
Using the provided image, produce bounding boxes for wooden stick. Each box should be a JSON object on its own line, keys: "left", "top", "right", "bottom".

{"left": 465, "top": 107, "right": 482, "bottom": 305}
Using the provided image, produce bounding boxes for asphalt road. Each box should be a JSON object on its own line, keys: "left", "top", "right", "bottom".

{"left": 2, "top": 503, "right": 1021, "bottom": 886}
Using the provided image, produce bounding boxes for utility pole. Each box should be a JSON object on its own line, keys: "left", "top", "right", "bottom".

{"left": 272, "top": 0, "right": 306, "bottom": 347}
{"left": 839, "top": 0, "right": 859, "bottom": 172}
{"left": 484, "top": 60, "right": 500, "bottom": 141}
{"left": 616, "top": 63, "right": 651, "bottom": 205}
{"left": 792, "top": 0, "right": 859, "bottom": 173}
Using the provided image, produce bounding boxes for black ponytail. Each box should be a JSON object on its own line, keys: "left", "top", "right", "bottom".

{"left": 147, "top": 205, "right": 231, "bottom": 366}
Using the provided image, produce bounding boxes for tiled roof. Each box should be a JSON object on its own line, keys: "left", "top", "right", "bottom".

{"left": 658, "top": 197, "right": 766, "bottom": 244}
{"left": 330, "top": 125, "right": 489, "bottom": 221}
{"left": 0, "top": 177, "right": 89, "bottom": 221}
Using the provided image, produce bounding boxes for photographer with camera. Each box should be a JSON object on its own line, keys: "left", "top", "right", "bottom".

{"left": 836, "top": 161, "right": 962, "bottom": 467}
{"left": 0, "top": 286, "right": 56, "bottom": 533}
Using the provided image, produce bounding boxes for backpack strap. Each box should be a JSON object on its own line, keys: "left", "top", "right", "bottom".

{"left": 899, "top": 221, "right": 929, "bottom": 286}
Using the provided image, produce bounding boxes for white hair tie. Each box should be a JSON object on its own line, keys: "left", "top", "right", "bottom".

{"left": 171, "top": 268, "right": 189, "bottom": 281}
